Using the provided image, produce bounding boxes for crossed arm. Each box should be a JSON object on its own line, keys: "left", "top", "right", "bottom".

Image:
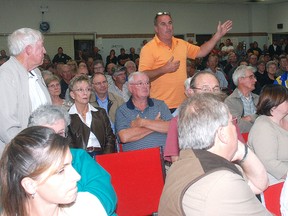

{"left": 118, "top": 113, "right": 170, "bottom": 143}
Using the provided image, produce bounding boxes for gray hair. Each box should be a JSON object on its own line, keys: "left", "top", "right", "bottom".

{"left": 232, "top": 65, "right": 255, "bottom": 86}
{"left": 178, "top": 93, "right": 230, "bottom": 150}
{"left": 184, "top": 77, "right": 192, "bottom": 91}
{"left": 190, "top": 71, "right": 219, "bottom": 89}
{"left": 124, "top": 60, "right": 136, "bottom": 68}
{"left": 68, "top": 74, "right": 91, "bottom": 91}
{"left": 127, "top": 71, "right": 148, "bottom": 83}
{"left": 28, "top": 105, "right": 70, "bottom": 128}
{"left": 8, "top": 28, "right": 43, "bottom": 56}
{"left": 266, "top": 60, "right": 277, "bottom": 69}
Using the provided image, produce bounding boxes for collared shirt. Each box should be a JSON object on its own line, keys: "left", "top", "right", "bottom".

{"left": 69, "top": 103, "right": 101, "bottom": 148}
{"left": 238, "top": 90, "right": 256, "bottom": 116}
{"left": 96, "top": 95, "right": 109, "bottom": 113}
{"left": 115, "top": 97, "right": 172, "bottom": 152}
{"left": 28, "top": 70, "right": 49, "bottom": 111}
{"left": 96, "top": 94, "right": 115, "bottom": 133}
{"left": 139, "top": 35, "right": 200, "bottom": 109}
{"left": 108, "top": 82, "right": 130, "bottom": 102}
{"left": 205, "top": 68, "right": 228, "bottom": 88}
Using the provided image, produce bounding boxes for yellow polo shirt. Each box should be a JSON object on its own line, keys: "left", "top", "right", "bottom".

{"left": 139, "top": 35, "right": 200, "bottom": 109}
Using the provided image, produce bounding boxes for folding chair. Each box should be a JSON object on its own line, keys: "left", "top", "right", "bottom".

{"left": 261, "top": 181, "right": 285, "bottom": 216}
{"left": 96, "top": 147, "right": 165, "bottom": 216}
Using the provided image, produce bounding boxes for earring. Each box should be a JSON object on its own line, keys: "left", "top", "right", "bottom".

{"left": 31, "top": 192, "right": 36, "bottom": 199}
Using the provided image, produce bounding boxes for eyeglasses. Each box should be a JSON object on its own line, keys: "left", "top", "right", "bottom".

{"left": 131, "top": 82, "right": 150, "bottom": 87}
{"left": 242, "top": 74, "right": 256, "bottom": 80}
{"left": 93, "top": 80, "right": 108, "bottom": 86}
{"left": 156, "top": 12, "right": 171, "bottom": 16}
{"left": 192, "top": 85, "right": 221, "bottom": 92}
{"left": 48, "top": 83, "right": 60, "bottom": 88}
{"left": 73, "top": 88, "right": 92, "bottom": 93}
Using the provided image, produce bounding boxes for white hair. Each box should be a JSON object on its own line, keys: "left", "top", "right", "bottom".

{"left": 8, "top": 28, "right": 43, "bottom": 56}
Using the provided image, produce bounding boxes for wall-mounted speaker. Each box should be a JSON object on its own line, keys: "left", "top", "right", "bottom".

{"left": 277, "top": 24, "right": 283, "bottom": 29}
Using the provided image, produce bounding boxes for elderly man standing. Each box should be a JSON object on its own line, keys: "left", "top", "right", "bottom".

{"left": 115, "top": 72, "right": 172, "bottom": 152}
{"left": 139, "top": 12, "right": 232, "bottom": 113}
{"left": 0, "top": 28, "right": 51, "bottom": 155}
{"left": 225, "top": 65, "right": 259, "bottom": 133}
{"left": 158, "top": 93, "right": 270, "bottom": 216}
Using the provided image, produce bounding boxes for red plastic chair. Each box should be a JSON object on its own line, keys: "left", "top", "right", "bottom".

{"left": 261, "top": 182, "right": 285, "bottom": 216}
{"left": 96, "top": 147, "right": 165, "bottom": 216}
{"left": 241, "top": 132, "right": 249, "bottom": 144}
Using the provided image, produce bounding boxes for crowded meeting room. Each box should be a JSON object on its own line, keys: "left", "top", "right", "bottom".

{"left": 0, "top": 0, "right": 288, "bottom": 215}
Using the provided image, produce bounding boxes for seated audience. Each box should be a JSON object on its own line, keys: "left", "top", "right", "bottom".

{"left": 41, "top": 69, "right": 53, "bottom": 81}
{"left": 249, "top": 84, "right": 288, "bottom": 185}
{"left": 253, "top": 60, "right": 266, "bottom": 95}
{"left": 223, "top": 52, "right": 238, "bottom": 75}
{"left": 91, "top": 46, "right": 102, "bottom": 61}
{"left": 52, "top": 47, "right": 71, "bottom": 64}
{"left": 186, "top": 59, "right": 197, "bottom": 78}
{"left": 128, "top": 47, "right": 139, "bottom": 63}
{"left": 109, "top": 66, "right": 131, "bottom": 102}
{"left": 117, "top": 48, "right": 129, "bottom": 66}
{"left": 68, "top": 75, "right": 116, "bottom": 158}
{"left": 0, "top": 126, "right": 107, "bottom": 216}
{"left": 76, "top": 61, "right": 89, "bottom": 76}
{"left": 164, "top": 71, "right": 245, "bottom": 163}
{"left": 59, "top": 64, "right": 73, "bottom": 99}
{"left": 205, "top": 54, "right": 228, "bottom": 90}
{"left": 158, "top": 93, "right": 270, "bottom": 216}
{"left": 263, "top": 60, "right": 278, "bottom": 86}
{"left": 225, "top": 65, "right": 259, "bottom": 133}
{"left": 90, "top": 72, "right": 125, "bottom": 131}
{"left": 274, "top": 64, "right": 288, "bottom": 88}
{"left": 93, "top": 60, "right": 105, "bottom": 74}
{"left": 46, "top": 75, "right": 73, "bottom": 110}
{"left": 124, "top": 60, "right": 137, "bottom": 77}
{"left": 276, "top": 55, "right": 288, "bottom": 77}
{"left": 106, "top": 62, "right": 116, "bottom": 82}
{"left": 28, "top": 104, "right": 117, "bottom": 216}
{"left": 105, "top": 49, "right": 118, "bottom": 68}
{"left": 115, "top": 72, "right": 172, "bottom": 152}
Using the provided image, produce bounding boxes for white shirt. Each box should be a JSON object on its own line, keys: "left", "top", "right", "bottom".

{"left": 69, "top": 103, "right": 101, "bottom": 148}
{"left": 61, "top": 192, "right": 107, "bottom": 216}
{"left": 28, "top": 70, "right": 49, "bottom": 111}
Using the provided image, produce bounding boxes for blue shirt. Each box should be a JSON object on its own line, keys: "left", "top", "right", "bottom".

{"left": 115, "top": 97, "right": 172, "bottom": 152}
{"left": 274, "top": 72, "right": 288, "bottom": 88}
{"left": 96, "top": 95, "right": 109, "bottom": 113}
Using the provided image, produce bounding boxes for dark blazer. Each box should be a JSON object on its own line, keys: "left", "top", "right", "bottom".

{"left": 69, "top": 107, "right": 116, "bottom": 153}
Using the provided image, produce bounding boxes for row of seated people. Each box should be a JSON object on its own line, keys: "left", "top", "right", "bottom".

{"left": 1, "top": 29, "right": 287, "bottom": 216}
{"left": 42, "top": 60, "right": 288, "bottom": 188}
{"left": 41, "top": 45, "right": 141, "bottom": 76}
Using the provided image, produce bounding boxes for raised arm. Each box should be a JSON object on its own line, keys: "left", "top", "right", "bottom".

{"left": 197, "top": 20, "right": 232, "bottom": 58}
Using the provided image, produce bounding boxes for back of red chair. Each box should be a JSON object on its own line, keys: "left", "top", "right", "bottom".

{"left": 241, "top": 132, "right": 249, "bottom": 143}
{"left": 261, "top": 182, "right": 284, "bottom": 216}
{"left": 96, "top": 147, "right": 165, "bottom": 216}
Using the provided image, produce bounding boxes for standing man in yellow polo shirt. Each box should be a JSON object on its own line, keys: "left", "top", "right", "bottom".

{"left": 139, "top": 12, "right": 232, "bottom": 112}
